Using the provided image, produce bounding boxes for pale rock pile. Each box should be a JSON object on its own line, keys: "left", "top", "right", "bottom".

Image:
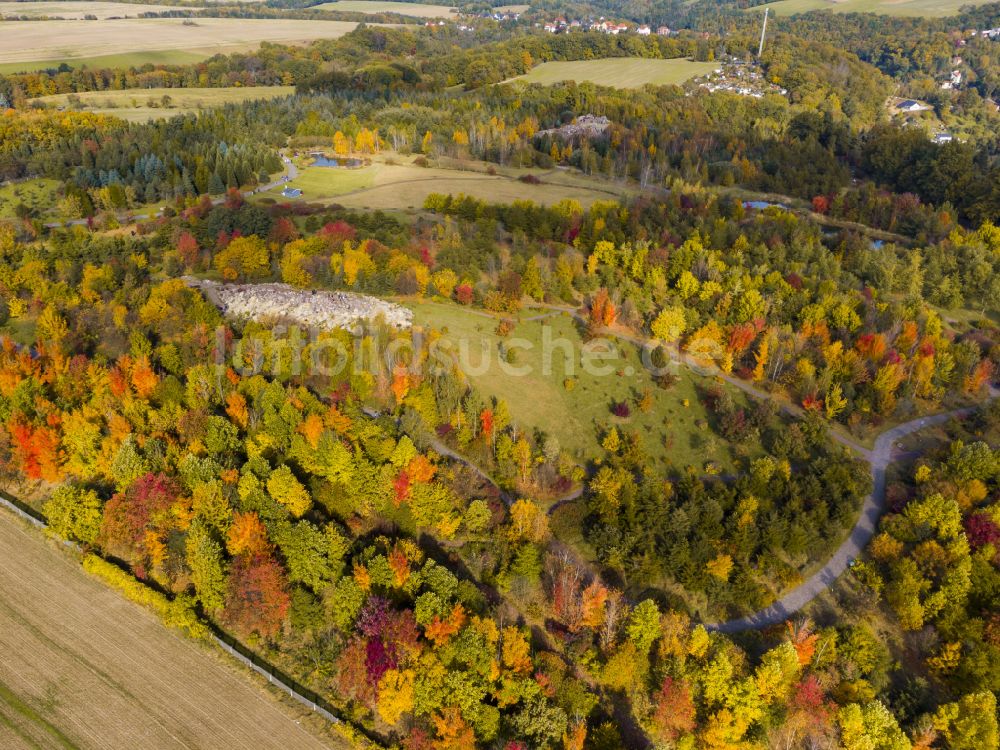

{"left": 186, "top": 278, "right": 412, "bottom": 330}
{"left": 536, "top": 114, "right": 610, "bottom": 141}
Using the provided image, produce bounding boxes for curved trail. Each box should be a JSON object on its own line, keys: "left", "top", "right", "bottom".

{"left": 521, "top": 303, "right": 990, "bottom": 631}
{"left": 708, "top": 407, "right": 974, "bottom": 632}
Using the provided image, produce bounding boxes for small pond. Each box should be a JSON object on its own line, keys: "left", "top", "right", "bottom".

{"left": 310, "top": 153, "right": 364, "bottom": 168}
{"left": 742, "top": 200, "right": 787, "bottom": 210}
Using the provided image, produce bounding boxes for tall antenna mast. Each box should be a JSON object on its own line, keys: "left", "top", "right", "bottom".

{"left": 758, "top": 7, "right": 769, "bottom": 58}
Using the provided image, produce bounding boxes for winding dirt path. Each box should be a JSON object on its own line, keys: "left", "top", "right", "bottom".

{"left": 520, "top": 303, "right": 991, "bottom": 631}
{"left": 707, "top": 407, "right": 975, "bottom": 632}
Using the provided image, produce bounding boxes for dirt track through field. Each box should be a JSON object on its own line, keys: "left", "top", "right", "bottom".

{"left": 0, "top": 519, "right": 344, "bottom": 750}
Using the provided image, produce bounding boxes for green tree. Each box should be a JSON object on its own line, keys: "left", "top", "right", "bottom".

{"left": 44, "top": 486, "right": 103, "bottom": 545}
{"left": 185, "top": 520, "right": 226, "bottom": 612}
{"left": 626, "top": 599, "right": 660, "bottom": 655}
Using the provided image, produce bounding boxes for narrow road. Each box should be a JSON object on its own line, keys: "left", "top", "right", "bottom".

{"left": 708, "top": 407, "right": 976, "bottom": 632}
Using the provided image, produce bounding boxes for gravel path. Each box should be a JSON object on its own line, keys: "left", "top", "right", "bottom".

{"left": 707, "top": 408, "right": 974, "bottom": 632}
{"left": 520, "top": 303, "right": 990, "bottom": 631}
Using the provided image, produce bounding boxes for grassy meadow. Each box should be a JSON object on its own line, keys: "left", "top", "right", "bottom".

{"left": 31, "top": 86, "right": 294, "bottom": 123}
{"left": 754, "top": 0, "right": 997, "bottom": 16}
{"left": 258, "top": 159, "right": 627, "bottom": 209}
{"left": 0, "top": 18, "right": 362, "bottom": 71}
{"left": 408, "top": 301, "right": 756, "bottom": 474}
{"left": 0, "top": 179, "right": 63, "bottom": 220}
{"left": 513, "top": 58, "right": 719, "bottom": 89}
{"left": 313, "top": 0, "right": 457, "bottom": 17}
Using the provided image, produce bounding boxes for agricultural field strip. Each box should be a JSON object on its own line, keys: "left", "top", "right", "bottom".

{"left": 756, "top": 0, "right": 998, "bottom": 15}
{"left": 0, "top": 18, "right": 366, "bottom": 65}
{"left": 0, "top": 560, "right": 302, "bottom": 748}
{"left": 0, "top": 1, "right": 184, "bottom": 19}
{"left": 0, "top": 519, "right": 338, "bottom": 750}
{"left": 312, "top": 0, "right": 457, "bottom": 17}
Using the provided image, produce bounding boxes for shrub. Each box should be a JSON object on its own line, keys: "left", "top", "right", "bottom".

{"left": 518, "top": 174, "right": 541, "bottom": 185}
{"left": 611, "top": 401, "right": 631, "bottom": 418}
{"left": 82, "top": 555, "right": 209, "bottom": 639}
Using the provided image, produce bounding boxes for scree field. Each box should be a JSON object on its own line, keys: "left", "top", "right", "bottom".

{"left": 312, "top": 0, "right": 458, "bottom": 17}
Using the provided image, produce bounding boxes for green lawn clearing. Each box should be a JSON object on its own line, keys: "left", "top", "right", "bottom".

{"left": 30, "top": 86, "right": 294, "bottom": 123}
{"left": 408, "top": 301, "right": 755, "bottom": 473}
{"left": 513, "top": 57, "right": 718, "bottom": 89}
{"left": 258, "top": 164, "right": 378, "bottom": 202}
{"left": 0, "top": 179, "right": 63, "bottom": 220}
{"left": 337, "top": 162, "right": 622, "bottom": 210}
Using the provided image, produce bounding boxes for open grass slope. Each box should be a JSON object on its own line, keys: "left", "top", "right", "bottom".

{"left": 754, "top": 0, "right": 997, "bottom": 16}
{"left": 0, "top": 18, "right": 363, "bottom": 70}
{"left": 408, "top": 301, "right": 755, "bottom": 473}
{"left": 513, "top": 58, "right": 719, "bottom": 89}
{"left": 0, "top": 1, "right": 185, "bottom": 19}
{"left": 0, "top": 179, "right": 62, "bottom": 221}
{"left": 313, "top": 0, "right": 457, "bottom": 17}
{"left": 0, "top": 50, "right": 210, "bottom": 75}
{"left": 258, "top": 159, "right": 628, "bottom": 209}
{"left": 0, "top": 518, "right": 348, "bottom": 750}
{"left": 30, "top": 86, "right": 294, "bottom": 123}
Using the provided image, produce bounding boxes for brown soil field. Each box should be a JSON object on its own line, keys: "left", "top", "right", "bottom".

{"left": 0, "top": 2, "right": 184, "bottom": 19}
{"left": 0, "top": 517, "right": 348, "bottom": 750}
{"left": 0, "top": 18, "right": 363, "bottom": 66}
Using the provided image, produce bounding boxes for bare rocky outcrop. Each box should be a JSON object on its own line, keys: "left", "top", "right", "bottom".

{"left": 536, "top": 114, "right": 610, "bottom": 141}
{"left": 185, "top": 278, "right": 412, "bottom": 330}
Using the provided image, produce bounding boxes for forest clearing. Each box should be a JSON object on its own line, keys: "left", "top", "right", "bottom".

{"left": 408, "top": 301, "right": 757, "bottom": 474}
{"left": 30, "top": 86, "right": 295, "bottom": 123}
{"left": 0, "top": 518, "right": 349, "bottom": 750}
{"left": 259, "top": 160, "right": 627, "bottom": 208}
{"left": 513, "top": 57, "right": 718, "bottom": 88}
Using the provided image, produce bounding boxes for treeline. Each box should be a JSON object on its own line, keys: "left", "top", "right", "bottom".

{"left": 0, "top": 108, "right": 281, "bottom": 203}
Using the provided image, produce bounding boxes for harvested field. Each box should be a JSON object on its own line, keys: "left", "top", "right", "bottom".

{"left": 0, "top": 517, "right": 348, "bottom": 750}
{"left": 0, "top": 18, "right": 364, "bottom": 69}
{"left": 755, "top": 0, "right": 997, "bottom": 15}
{"left": 30, "top": 86, "right": 294, "bottom": 123}
{"left": 0, "top": 1, "right": 183, "bottom": 19}
{"left": 313, "top": 0, "right": 457, "bottom": 17}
